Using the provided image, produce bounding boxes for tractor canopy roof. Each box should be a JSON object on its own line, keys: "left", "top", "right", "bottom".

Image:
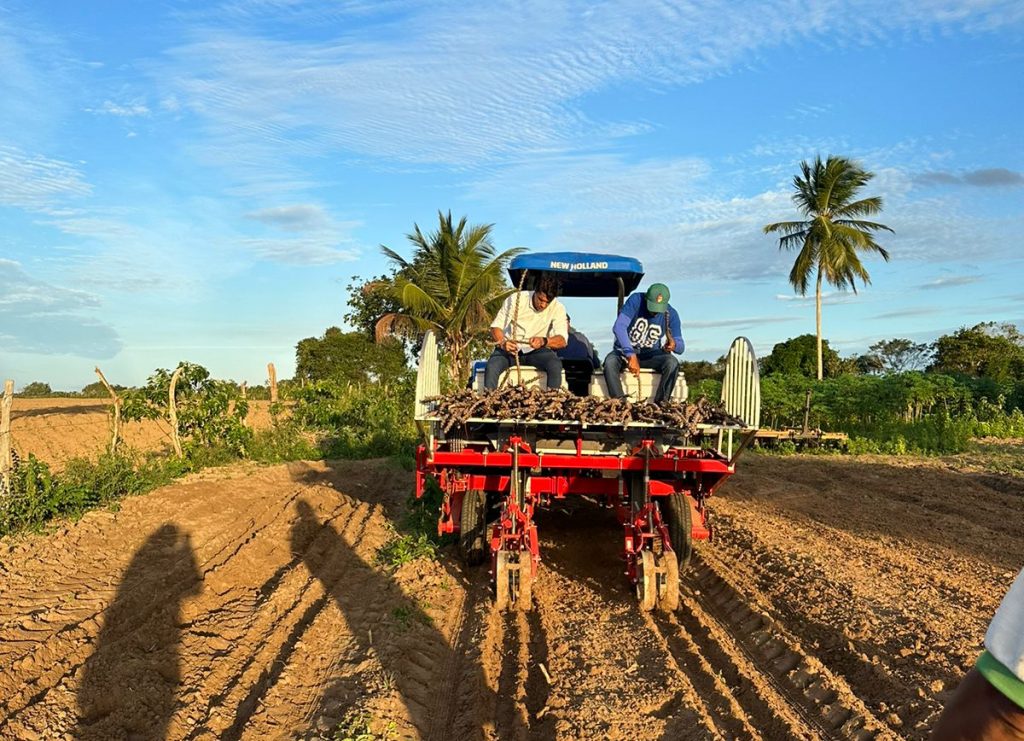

{"left": 508, "top": 252, "right": 644, "bottom": 298}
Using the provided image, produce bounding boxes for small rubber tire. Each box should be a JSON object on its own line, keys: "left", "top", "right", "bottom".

{"left": 661, "top": 493, "right": 693, "bottom": 572}
{"left": 636, "top": 550, "right": 657, "bottom": 611}
{"left": 495, "top": 551, "right": 511, "bottom": 610}
{"left": 459, "top": 489, "right": 487, "bottom": 566}
{"left": 659, "top": 552, "right": 680, "bottom": 612}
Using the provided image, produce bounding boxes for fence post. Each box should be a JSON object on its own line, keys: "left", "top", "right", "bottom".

{"left": 267, "top": 363, "right": 278, "bottom": 403}
{"left": 1, "top": 380, "right": 12, "bottom": 495}
{"left": 168, "top": 367, "right": 184, "bottom": 458}
{"left": 240, "top": 381, "right": 247, "bottom": 400}
{"left": 802, "top": 390, "right": 812, "bottom": 435}
{"left": 94, "top": 366, "right": 121, "bottom": 453}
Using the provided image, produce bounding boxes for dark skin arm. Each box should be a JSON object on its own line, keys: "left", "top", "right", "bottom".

{"left": 932, "top": 668, "right": 1024, "bottom": 741}
{"left": 490, "top": 327, "right": 567, "bottom": 352}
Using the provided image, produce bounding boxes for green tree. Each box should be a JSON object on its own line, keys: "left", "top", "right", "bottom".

{"left": 19, "top": 381, "right": 52, "bottom": 397}
{"left": 80, "top": 381, "right": 126, "bottom": 398}
{"left": 931, "top": 323, "right": 1024, "bottom": 383}
{"left": 866, "top": 338, "right": 932, "bottom": 374}
{"left": 295, "top": 327, "right": 410, "bottom": 386}
{"left": 377, "top": 210, "right": 522, "bottom": 383}
{"left": 764, "top": 155, "right": 892, "bottom": 379}
{"left": 760, "top": 334, "right": 842, "bottom": 378}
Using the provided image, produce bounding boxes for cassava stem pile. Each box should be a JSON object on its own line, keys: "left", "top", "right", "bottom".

{"left": 426, "top": 386, "right": 746, "bottom": 434}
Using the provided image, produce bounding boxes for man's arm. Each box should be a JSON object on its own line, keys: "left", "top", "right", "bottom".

{"left": 490, "top": 295, "right": 519, "bottom": 353}
{"left": 666, "top": 307, "right": 684, "bottom": 354}
{"left": 613, "top": 294, "right": 641, "bottom": 356}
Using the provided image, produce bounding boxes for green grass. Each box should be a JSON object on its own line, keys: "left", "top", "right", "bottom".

{"left": 332, "top": 712, "right": 397, "bottom": 741}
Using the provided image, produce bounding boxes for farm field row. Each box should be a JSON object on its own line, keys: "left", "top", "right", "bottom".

{"left": 1, "top": 453, "right": 1020, "bottom": 739}
{"left": 8, "top": 398, "right": 278, "bottom": 467}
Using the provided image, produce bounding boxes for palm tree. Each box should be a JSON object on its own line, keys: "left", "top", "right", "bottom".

{"left": 764, "top": 155, "right": 893, "bottom": 380}
{"left": 377, "top": 211, "right": 523, "bottom": 383}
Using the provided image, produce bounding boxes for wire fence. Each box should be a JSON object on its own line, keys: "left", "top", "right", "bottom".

{"left": 0, "top": 371, "right": 278, "bottom": 479}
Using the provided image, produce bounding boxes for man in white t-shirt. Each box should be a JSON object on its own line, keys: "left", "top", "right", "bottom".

{"left": 933, "top": 567, "right": 1024, "bottom": 739}
{"left": 485, "top": 275, "right": 568, "bottom": 390}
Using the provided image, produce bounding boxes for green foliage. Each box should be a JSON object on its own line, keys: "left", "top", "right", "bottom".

{"left": 688, "top": 378, "right": 722, "bottom": 402}
{"left": 376, "top": 532, "right": 438, "bottom": 569}
{"left": 865, "top": 338, "right": 932, "bottom": 374}
{"left": 377, "top": 210, "right": 522, "bottom": 384}
{"left": 0, "top": 452, "right": 189, "bottom": 536}
{"left": 295, "top": 327, "right": 411, "bottom": 386}
{"left": 18, "top": 381, "right": 53, "bottom": 397}
{"left": 293, "top": 380, "right": 417, "bottom": 459}
{"left": 121, "top": 362, "right": 251, "bottom": 457}
{"left": 761, "top": 371, "right": 1024, "bottom": 455}
{"left": 761, "top": 335, "right": 842, "bottom": 378}
{"left": 332, "top": 712, "right": 397, "bottom": 741}
{"left": 764, "top": 155, "right": 892, "bottom": 379}
{"left": 931, "top": 322, "right": 1024, "bottom": 383}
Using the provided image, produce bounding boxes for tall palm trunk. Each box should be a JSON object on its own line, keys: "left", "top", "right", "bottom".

{"left": 815, "top": 267, "right": 823, "bottom": 380}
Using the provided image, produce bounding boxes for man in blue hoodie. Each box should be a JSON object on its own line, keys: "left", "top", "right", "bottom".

{"left": 603, "top": 283, "right": 683, "bottom": 403}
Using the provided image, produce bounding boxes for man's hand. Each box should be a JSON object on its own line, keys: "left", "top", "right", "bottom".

{"left": 627, "top": 354, "right": 641, "bottom": 376}
{"left": 528, "top": 336, "right": 547, "bottom": 350}
{"left": 502, "top": 339, "right": 519, "bottom": 354}
{"left": 664, "top": 338, "right": 676, "bottom": 353}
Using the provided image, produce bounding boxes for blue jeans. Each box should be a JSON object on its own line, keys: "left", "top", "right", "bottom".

{"left": 484, "top": 348, "right": 563, "bottom": 390}
{"left": 603, "top": 350, "right": 679, "bottom": 402}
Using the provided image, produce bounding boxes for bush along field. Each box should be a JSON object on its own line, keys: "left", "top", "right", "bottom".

{"left": 0, "top": 363, "right": 418, "bottom": 539}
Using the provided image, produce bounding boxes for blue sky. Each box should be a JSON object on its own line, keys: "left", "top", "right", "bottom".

{"left": 1, "top": 0, "right": 1022, "bottom": 390}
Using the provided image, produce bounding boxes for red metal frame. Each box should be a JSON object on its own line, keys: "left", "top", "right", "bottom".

{"left": 419, "top": 431, "right": 732, "bottom": 596}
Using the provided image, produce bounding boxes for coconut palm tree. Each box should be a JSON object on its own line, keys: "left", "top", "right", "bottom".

{"left": 764, "top": 155, "right": 893, "bottom": 379}
{"left": 377, "top": 211, "right": 523, "bottom": 384}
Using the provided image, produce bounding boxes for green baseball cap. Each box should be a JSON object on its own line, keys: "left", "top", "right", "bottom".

{"left": 645, "top": 283, "right": 670, "bottom": 313}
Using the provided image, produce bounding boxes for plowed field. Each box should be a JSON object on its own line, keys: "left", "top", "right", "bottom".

{"left": 2, "top": 452, "right": 1021, "bottom": 740}
{"left": 9, "top": 399, "right": 276, "bottom": 468}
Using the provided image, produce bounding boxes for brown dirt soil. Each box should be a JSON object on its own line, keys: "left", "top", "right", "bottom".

{"left": 9, "top": 399, "right": 277, "bottom": 467}
{"left": 1, "top": 452, "right": 1020, "bottom": 739}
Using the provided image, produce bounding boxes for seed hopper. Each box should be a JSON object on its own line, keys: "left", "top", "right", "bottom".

{"left": 414, "top": 252, "right": 761, "bottom": 610}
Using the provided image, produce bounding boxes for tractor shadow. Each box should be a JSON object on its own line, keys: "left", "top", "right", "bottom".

{"left": 75, "top": 523, "right": 202, "bottom": 740}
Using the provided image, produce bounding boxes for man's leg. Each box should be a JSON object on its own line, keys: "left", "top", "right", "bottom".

{"left": 638, "top": 351, "right": 680, "bottom": 403}
{"left": 602, "top": 352, "right": 626, "bottom": 398}
{"left": 522, "top": 348, "right": 564, "bottom": 389}
{"left": 484, "top": 349, "right": 512, "bottom": 389}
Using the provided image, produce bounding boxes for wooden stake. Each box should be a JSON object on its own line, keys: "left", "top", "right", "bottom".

{"left": 240, "top": 381, "right": 247, "bottom": 399}
{"left": 267, "top": 363, "right": 278, "bottom": 403}
{"left": 94, "top": 366, "right": 121, "bottom": 454}
{"left": 168, "top": 366, "right": 185, "bottom": 458}
{"left": 1, "top": 380, "right": 13, "bottom": 495}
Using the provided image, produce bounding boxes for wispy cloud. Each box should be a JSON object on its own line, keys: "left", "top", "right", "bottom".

{"left": 0, "top": 259, "right": 121, "bottom": 357}
{"left": 775, "top": 292, "right": 861, "bottom": 306}
{"left": 0, "top": 145, "right": 91, "bottom": 211}
{"left": 686, "top": 316, "right": 796, "bottom": 329}
{"left": 245, "top": 204, "right": 331, "bottom": 231}
{"left": 915, "top": 168, "right": 1023, "bottom": 187}
{"left": 85, "top": 99, "right": 151, "bottom": 117}
{"left": 239, "top": 237, "right": 359, "bottom": 264}
{"left": 919, "top": 275, "right": 984, "bottom": 290}
{"left": 155, "top": 0, "right": 1024, "bottom": 177}
{"left": 873, "top": 307, "right": 943, "bottom": 319}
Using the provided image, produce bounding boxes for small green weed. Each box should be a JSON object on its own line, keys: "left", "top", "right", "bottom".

{"left": 332, "top": 712, "right": 396, "bottom": 741}
{"left": 376, "top": 533, "right": 438, "bottom": 569}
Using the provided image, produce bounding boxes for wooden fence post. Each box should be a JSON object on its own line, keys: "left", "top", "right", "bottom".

{"left": 1, "top": 380, "right": 13, "bottom": 495}
{"left": 94, "top": 366, "right": 121, "bottom": 454}
{"left": 267, "top": 363, "right": 278, "bottom": 403}
{"left": 168, "top": 367, "right": 184, "bottom": 458}
{"left": 240, "top": 381, "right": 247, "bottom": 400}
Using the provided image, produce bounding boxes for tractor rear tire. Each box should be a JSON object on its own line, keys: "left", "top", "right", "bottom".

{"left": 459, "top": 489, "right": 487, "bottom": 566}
{"left": 661, "top": 492, "right": 693, "bottom": 571}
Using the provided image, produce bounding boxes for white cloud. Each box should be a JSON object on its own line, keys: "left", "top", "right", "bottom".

{"left": 245, "top": 204, "right": 331, "bottom": 231}
{"left": 0, "top": 145, "right": 91, "bottom": 211}
{"left": 86, "top": 99, "right": 151, "bottom": 117}
{"left": 155, "top": 0, "right": 1024, "bottom": 175}
{"left": 0, "top": 259, "right": 121, "bottom": 357}
{"left": 240, "top": 236, "right": 359, "bottom": 264}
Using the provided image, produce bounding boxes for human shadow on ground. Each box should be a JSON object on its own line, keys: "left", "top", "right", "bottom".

{"left": 76, "top": 523, "right": 201, "bottom": 740}
{"left": 291, "top": 494, "right": 544, "bottom": 741}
